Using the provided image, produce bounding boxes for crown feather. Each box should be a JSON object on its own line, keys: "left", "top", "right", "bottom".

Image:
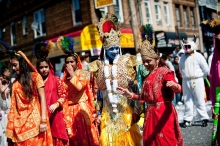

{"left": 140, "top": 24, "right": 155, "bottom": 46}
{"left": 33, "top": 41, "right": 54, "bottom": 59}
{"left": 57, "top": 36, "right": 75, "bottom": 55}
{"left": 0, "top": 40, "right": 17, "bottom": 56}
{"left": 200, "top": 18, "right": 220, "bottom": 33}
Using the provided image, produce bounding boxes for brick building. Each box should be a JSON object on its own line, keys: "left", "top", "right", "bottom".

{"left": 0, "top": 0, "right": 140, "bottom": 74}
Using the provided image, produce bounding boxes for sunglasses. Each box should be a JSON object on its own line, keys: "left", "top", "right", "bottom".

{"left": 184, "top": 45, "right": 191, "bottom": 48}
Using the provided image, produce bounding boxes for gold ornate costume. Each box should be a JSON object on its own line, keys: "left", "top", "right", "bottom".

{"left": 89, "top": 54, "right": 141, "bottom": 146}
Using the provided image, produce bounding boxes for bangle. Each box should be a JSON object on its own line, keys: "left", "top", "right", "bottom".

{"left": 55, "top": 102, "right": 59, "bottom": 108}
{"left": 56, "top": 100, "right": 62, "bottom": 106}
{"left": 40, "top": 119, "right": 47, "bottom": 124}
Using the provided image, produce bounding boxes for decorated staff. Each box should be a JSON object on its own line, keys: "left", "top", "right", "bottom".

{"left": 201, "top": 18, "right": 220, "bottom": 145}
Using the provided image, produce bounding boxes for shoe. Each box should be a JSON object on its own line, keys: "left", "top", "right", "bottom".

{"left": 177, "top": 101, "right": 183, "bottom": 105}
{"left": 201, "top": 119, "right": 209, "bottom": 127}
{"left": 182, "top": 120, "right": 192, "bottom": 128}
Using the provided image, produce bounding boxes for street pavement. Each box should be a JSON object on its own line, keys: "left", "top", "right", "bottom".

{"left": 176, "top": 101, "right": 215, "bottom": 146}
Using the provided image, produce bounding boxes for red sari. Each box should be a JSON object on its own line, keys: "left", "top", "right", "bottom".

{"left": 140, "top": 67, "right": 183, "bottom": 146}
{"left": 44, "top": 71, "right": 69, "bottom": 146}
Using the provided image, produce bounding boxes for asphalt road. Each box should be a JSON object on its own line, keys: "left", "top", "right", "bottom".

{"left": 176, "top": 101, "right": 215, "bottom": 146}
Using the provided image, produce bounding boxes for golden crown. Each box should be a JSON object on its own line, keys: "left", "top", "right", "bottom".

{"left": 98, "top": 13, "right": 121, "bottom": 50}
{"left": 140, "top": 39, "right": 159, "bottom": 59}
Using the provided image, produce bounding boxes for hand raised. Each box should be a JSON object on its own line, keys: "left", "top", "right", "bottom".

{"left": 116, "top": 87, "right": 133, "bottom": 98}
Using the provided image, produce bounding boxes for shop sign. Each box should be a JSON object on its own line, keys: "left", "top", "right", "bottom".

{"left": 94, "top": 0, "right": 115, "bottom": 9}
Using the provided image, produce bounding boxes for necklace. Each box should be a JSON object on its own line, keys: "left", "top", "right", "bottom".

{"left": 104, "top": 55, "right": 119, "bottom": 113}
{"left": 186, "top": 54, "right": 196, "bottom": 88}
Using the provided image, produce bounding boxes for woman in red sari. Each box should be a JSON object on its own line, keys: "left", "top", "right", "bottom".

{"left": 117, "top": 26, "right": 183, "bottom": 146}
{"left": 57, "top": 36, "right": 99, "bottom": 146}
{"left": 0, "top": 40, "right": 53, "bottom": 146}
{"left": 33, "top": 41, "right": 69, "bottom": 145}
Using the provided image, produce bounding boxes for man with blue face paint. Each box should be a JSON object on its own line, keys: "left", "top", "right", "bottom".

{"left": 89, "top": 13, "right": 142, "bottom": 146}
{"left": 105, "top": 46, "right": 120, "bottom": 60}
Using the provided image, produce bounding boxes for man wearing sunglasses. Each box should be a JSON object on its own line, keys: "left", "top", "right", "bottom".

{"left": 179, "top": 35, "right": 209, "bottom": 128}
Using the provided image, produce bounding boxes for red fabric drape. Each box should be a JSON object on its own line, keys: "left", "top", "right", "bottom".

{"left": 45, "top": 70, "right": 68, "bottom": 141}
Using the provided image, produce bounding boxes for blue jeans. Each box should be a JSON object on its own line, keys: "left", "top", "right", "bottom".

{"left": 172, "top": 93, "right": 182, "bottom": 106}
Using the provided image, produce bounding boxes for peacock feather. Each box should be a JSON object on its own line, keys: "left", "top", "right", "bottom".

{"left": 58, "top": 36, "right": 75, "bottom": 55}
{"left": 139, "top": 24, "right": 155, "bottom": 46}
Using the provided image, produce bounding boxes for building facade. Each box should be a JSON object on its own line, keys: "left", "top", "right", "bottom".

{"left": 140, "top": 0, "right": 199, "bottom": 53}
{"left": 0, "top": 0, "right": 140, "bottom": 74}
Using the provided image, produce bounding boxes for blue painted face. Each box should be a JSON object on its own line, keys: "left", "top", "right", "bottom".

{"left": 106, "top": 46, "right": 120, "bottom": 60}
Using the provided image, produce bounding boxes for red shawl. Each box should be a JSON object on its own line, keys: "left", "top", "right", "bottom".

{"left": 45, "top": 70, "right": 68, "bottom": 141}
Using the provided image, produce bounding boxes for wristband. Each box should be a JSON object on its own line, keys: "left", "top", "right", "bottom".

{"left": 55, "top": 102, "right": 59, "bottom": 108}
{"left": 40, "top": 119, "right": 47, "bottom": 124}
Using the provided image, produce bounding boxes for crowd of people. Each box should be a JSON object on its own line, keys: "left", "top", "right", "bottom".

{"left": 0, "top": 13, "right": 220, "bottom": 146}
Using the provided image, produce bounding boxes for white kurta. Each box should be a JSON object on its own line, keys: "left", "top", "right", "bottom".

{"left": 179, "top": 52, "right": 209, "bottom": 121}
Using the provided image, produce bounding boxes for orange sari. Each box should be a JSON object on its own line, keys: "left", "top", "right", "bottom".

{"left": 63, "top": 70, "right": 99, "bottom": 146}
{"left": 6, "top": 72, "right": 53, "bottom": 146}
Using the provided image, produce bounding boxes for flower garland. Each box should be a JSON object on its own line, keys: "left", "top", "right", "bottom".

{"left": 104, "top": 55, "right": 120, "bottom": 113}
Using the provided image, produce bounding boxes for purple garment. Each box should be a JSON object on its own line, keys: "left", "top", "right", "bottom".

{"left": 209, "top": 47, "right": 220, "bottom": 106}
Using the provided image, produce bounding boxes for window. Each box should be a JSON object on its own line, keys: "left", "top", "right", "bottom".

{"left": 33, "top": 9, "right": 46, "bottom": 38}
{"left": 183, "top": 7, "right": 189, "bottom": 28}
{"left": 72, "top": 0, "right": 82, "bottom": 25}
{"left": 115, "top": 0, "right": 124, "bottom": 22}
{"left": 99, "top": 7, "right": 108, "bottom": 17}
{"left": 10, "top": 22, "right": 16, "bottom": 46}
{"left": 190, "top": 7, "right": 195, "bottom": 28}
{"left": 175, "top": 5, "right": 181, "bottom": 27}
{"left": 163, "top": 2, "right": 170, "bottom": 26}
{"left": 154, "top": 1, "right": 162, "bottom": 25}
{"left": 23, "top": 16, "right": 28, "bottom": 35}
{"left": 144, "top": 0, "right": 152, "bottom": 24}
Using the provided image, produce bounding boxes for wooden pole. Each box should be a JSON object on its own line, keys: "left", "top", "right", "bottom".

{"left": 128, "top": 0, "right": 140, "bottom": 53}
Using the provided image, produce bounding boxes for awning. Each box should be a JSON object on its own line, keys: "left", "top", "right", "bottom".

{"left": 155, "top": 31, "right": 187, "bottom": 48}
{"left": 46, "top": 25, "right": 138, "bottom": 57}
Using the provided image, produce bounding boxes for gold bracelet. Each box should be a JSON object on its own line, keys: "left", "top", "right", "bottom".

{"left": 55, "top": 102, "right": 59, "bottom": 108}
{"left": 40, "top": 119, "right": 47, "bottom": 124}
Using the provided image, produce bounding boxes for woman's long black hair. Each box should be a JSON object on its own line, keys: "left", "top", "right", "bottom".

{"left": 11, "top": 55, "right": 33, "bottom": 100}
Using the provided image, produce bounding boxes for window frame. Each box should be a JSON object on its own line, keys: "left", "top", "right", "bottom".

{"left": 154, "top": 1, "right": 162, "bottom": 25}
{"left": 72, "top": 0, "right": 82, "bottom": 26}
{"left": 115, "top": 0, "right": 124, "bottom": 23}
{"left": 190, "top": 7, "right": 195, "bottom": 29}
{"left": 23, "top": 16, "right": 28, "bottom": 35}
{"left": 183, "top": 6, "right": 189, "bottom": 28}
{"left": 163, "top": 2, "right": 170, "bottom": 26}
{"left": 33, "top": 9, "right": 46, "bottom": 39}
{"left": 10, "top": 22, "right": 16, "bottom": 46}
{"left": 144, "top": 0, "right": 152, "bottom": 24}
{"left": 175, "top": 5, "right": 181, "bottom": 27}
{"left": 99, "top": 7, "right": 108, "bottom": 17}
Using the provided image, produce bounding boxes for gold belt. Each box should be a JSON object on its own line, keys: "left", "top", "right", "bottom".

{"left": 147, "top": 101, "right": 171, "bottom": 106}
